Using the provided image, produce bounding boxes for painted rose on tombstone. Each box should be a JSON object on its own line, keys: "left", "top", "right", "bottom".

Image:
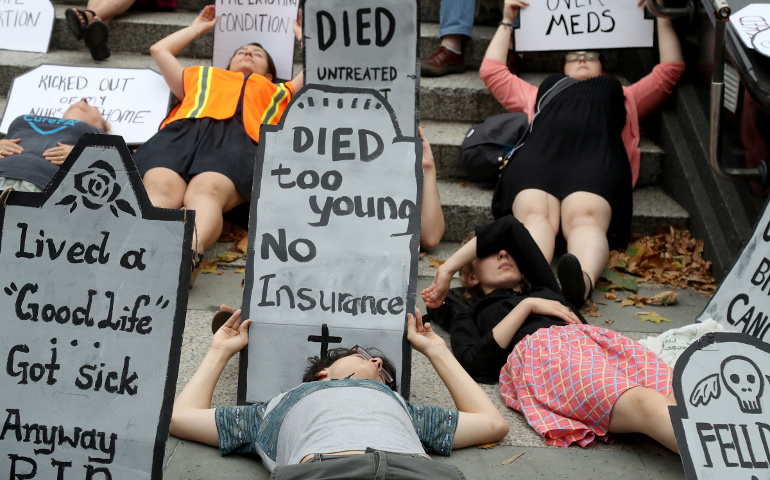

{"left": 57, "top": 160, "right": 136, "bottom": 217}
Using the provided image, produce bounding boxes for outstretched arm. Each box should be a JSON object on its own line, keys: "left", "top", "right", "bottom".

{"left": 408, "top": 311, "right": 509, "bottom": 448}
{"left": 150, "top": 5, "right": 218, "bottom": 100}
{"left": 419, "top": 127, "right": 445, "bottom": 249}
{"left": 421, "top": 237, "right": 477, "bottom": 308}
{"left": 485, "top": 0, "right": 528, "bottom": 63}
{"left": 169, "top": 306, "right": 251, "bottom": 446}
{"left": 656, "top": 17, "right": 683, "bottom": 63}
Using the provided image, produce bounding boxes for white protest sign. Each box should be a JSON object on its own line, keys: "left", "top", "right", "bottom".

{"left": 212, "top": 0, "right": 299, "bottom": 80}
{"left": 697, "top": 198, "right": 770, "bottom": 342}
{"left": 753, "top": 27, "right": 770, "bottom": 58}
{"left": 729, "top": 4, "right": 770, "bottom": 54}
{"left": 240, "top": 85, "right": 421, "bottom": 403}
{"left": 0, "top": 135, "right": 193, "bottom": 479}
{"left": 0, "top": 65, "right": 171, "bottom": 145}
{"left": 0, "top": 0, "right": 54, "bottom": 53}
{"left": 515, "top": 0, "right": 654, "bottom": 52}
{"left": 303, "top": 0, "right": 419, "bottom": 136}
{"left": 670, "top": 333, "right": 770, "bottom": 480}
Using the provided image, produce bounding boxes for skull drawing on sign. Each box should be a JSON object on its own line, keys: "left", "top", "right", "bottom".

{"left": 720, "top": 356, "right": 764, "bottom": 414}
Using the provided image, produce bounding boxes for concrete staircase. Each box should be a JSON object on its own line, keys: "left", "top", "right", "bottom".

{"left": 3, "top": 0, "right": 690, "bottom": 263}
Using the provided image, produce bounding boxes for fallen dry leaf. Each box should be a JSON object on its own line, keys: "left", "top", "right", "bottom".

{"left": 605, "top": 292, "right": 616, "bottom": 300}
{"left": 647, "top": 290, "right": 679, "bottom": 306}
{"left": 217, "top": 252, "right": 243, "bottom": 263}
{"left": 234, "top": 268, "right": 245, "bottom": 274}
{"left": 581, "top": 302, "right": 601, "bottom": 317}
{"left": 621, "top": 295, "right": 647, "bottom": 308}
{"left": 606, "top": 227, "right": 716, "bottom": 296}
{"left": 429, "top": 257, "right": 446, "bottom": 268}
{"left": 460, "top": 182, "right": 467, "bottom": 187}
{"left": 604, "top": 319, "right": 615, "bottom": 325}
{"left": 418, "top": 251, "right": 426, "bottom": 259}
{"left": 236, "top": 237, "right": 248, "bottom": 254}
{"left": 502, "top": 452, "right": 526, "bottom": 465}
{"left": 639, "top": 313, "right": 671, "bottom": 324}
{"left": 477, "top": 442, "right": 499, "bottom": 449}
{"left": 200, "top": 260, "right": 218, "bottom": 274}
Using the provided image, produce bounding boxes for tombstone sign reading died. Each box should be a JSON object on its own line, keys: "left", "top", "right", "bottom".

{"left": 0, "top": 135, "right": 193, "bottom": 479}
{"left": 0, "top": 0, "right": 54, "bottom": 54}
{"left": 670, "top": 333, "right": 770, "bottom": 480}
{"left": 303, "top": 0, "right": 419, "bottom": 136}
{"left": 0, "top": 65, "right": 171, "bottom": 145}
{"left": 240, "top": 85, "right": 421, "bottom": 403}
{"left": 698, "top": 198, "right": 770, "bottom": 342}
{"left": 213, "top": 0, "right": 299, "bottom": 80}
{"left": 515, "top": 0, "right": 654, "bottom": 52}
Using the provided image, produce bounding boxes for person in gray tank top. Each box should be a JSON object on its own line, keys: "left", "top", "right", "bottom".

{"left": 170, "top": 308, "right": 509, "bottom": 479}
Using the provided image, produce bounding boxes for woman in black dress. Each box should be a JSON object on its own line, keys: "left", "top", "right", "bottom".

{"left": 480, "top": 0, "right": 684, "bottom": 308}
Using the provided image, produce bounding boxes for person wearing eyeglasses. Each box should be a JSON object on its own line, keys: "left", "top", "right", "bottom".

{"left": 169, "top": 307, "right": 509, "bottom": 478}
{"left": 480, "top": 0, "right": 684, "bottom": 310}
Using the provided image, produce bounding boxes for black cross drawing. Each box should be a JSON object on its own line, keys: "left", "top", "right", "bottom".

{"left": 308, "top": 323, "right": 342, "bottom": 358}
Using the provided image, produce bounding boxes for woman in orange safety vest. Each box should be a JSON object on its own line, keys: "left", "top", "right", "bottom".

{"left": 133, "top": 5, "right": 304, "bottom": 285}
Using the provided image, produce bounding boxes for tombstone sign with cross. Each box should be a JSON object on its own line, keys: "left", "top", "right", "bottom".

{"left": 240, "top": 85, "right": 421, "bottom": 403}
{"left": 0, "top": 135, "right": 193, "bottom": 479}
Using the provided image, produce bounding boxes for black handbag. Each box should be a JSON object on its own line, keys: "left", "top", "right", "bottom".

{"left": 460, "top": 112, "right": 529, "bottom": 183}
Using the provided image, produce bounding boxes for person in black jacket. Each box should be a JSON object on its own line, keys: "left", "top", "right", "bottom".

{"left": 422, "top": 216, "right": 679, "bottom": 452}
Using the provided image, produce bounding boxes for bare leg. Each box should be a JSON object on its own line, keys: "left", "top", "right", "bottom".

{"left": 512, "top": 189, "right": 561, "bottom": 263}
{"left": 609, "top": 386, "right": 679, "bottom": 453}
{"left": 183, "top": 172, "right": 245, "bottom": 255}
{"left": 143, "top": 167, "right": 186, "bottom": 209}
{"left": 560, "top": 192, "right": 612, "bottom": 298}
{"left": 86, "top": 0, "right": 135, "bottom": 25}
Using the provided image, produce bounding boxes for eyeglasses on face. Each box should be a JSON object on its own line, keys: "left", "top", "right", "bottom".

{"left": 565, "top": 51, "right": 600, "bottom": 62}
{"left": 341, "top": 345, "right": 395, "bottom": 386}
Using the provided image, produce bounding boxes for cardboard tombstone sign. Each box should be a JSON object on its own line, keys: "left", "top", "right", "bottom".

{"left": 0, "top": 135, "right": 193, "bottom": 479}
{"left": 240, "top": 85, "right": 421, "bottom": 403}
{"left": 697, "top": 198, "right": 770, "bottom": 342}
{"left": 515, "top": 0, "right": 654, "bottom": 52}
{"left": 303, "top": 0, "right": 419, "bottom": 136}
{"left": 729, "top": 4, "right": 770, "bottom": 58}
{"left": 0, "top": 65, "right": 171, "bottom": 145}
{"left": 670, "top": 333, "right": 770, "bottom": 480}
{"left": 0, "top": 0, "right": 55, "bottom": 53}
{"left": 212, "top": 1, "right": 299, "bottom": 80}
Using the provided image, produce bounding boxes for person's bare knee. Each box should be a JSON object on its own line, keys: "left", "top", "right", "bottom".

{"left": 143, "top": 168, "right": 186, "bottom": 208}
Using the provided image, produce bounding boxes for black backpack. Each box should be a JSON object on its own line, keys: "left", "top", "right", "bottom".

{"left": 460, "top": 112, "right": 529, "bottom": 183}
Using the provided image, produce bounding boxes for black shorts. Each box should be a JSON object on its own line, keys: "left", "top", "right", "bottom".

{"left": 270, "top": 449, "right": 467, "bottom": 479}
{"left": 133, "top": 117, "right": 259, "bottom": 201}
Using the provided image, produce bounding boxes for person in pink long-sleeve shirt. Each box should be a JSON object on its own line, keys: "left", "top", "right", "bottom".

{"left": 480, "top": 0, "right": 685, "bottom": 309}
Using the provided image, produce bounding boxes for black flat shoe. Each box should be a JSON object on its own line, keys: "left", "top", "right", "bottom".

{"left": 84, "top": 19, "right": 111, "bottom": 61}
{"left": 211, "top": 310, "right": 232, "bottom": 334}
{"left": 557, "top": 253, "right": 586, "bottom": 310}
{"left": 65, "top": 8, "right": 95, "bottom": 41}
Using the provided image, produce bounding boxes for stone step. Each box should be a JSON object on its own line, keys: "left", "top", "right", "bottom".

{"left": 421, "top": 119, "right": 663, "bottom": 186}
{"left": 0, "top": 48, "right": 547, "bottom": 124}
{"left": 436, "top": 179, "right": 689, "bottom": 242}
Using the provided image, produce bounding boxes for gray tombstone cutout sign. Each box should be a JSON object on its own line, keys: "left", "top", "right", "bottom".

{"left": 240, "top": 85, "right": 421, "bottom": 403}
{"left": 303, "top": 0, "right": 419, "bottom": 136}
{"left": 697, "top": 198, "right": 770, "bottom": 342}
{"left": 0, "top": 135, "right": 193, "bottom": 479}
{"left": 670, "top": 333, "right": 770, "bottom": 480}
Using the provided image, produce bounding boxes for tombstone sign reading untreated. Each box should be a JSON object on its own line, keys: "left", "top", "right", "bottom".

{"left": 698, "top": 199, "right": 770, "bottom": 342}
{"left": 303, "top": 0, "right": 419, "bottom": 136}
{"left": 212, "top": 0, "right": 299, "bottom": 80}
{"left": 515, "top": 0, "right": 654, "bottom": 52}
{"left": 0, "top": 0, "right": 54, "bottom": 54}
{"left": 0, "top": 65, "right": 171, "bottom": 145}
{"left": 0, "top": 135, "right": 193, "bottom": 479}
{"left": 240, "top": 85, "right": 421, "bottom": 403}
{"left": 670, "top": 333, "right": 770, "bottom": 480}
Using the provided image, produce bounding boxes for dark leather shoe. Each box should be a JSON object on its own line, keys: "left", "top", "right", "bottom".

{"left": 421, "top": 46, "right": 467, "bottom": 77}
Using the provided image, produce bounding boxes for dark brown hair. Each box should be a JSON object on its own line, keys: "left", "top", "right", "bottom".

{"left": 302, "top": 346, "right": 398, "bottom": 391}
